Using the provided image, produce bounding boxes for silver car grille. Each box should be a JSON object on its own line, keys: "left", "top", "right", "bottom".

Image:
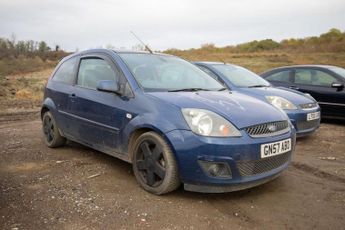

{"left": 297, "top": 119, "right": 320, "bottom": 131}
{"left": 245, "top": 120, "right": 290, "bottom": 138}
{"left": 237, "top": 151, "right": 291, "bottom": 177}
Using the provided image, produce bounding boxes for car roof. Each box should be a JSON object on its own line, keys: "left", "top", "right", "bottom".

{"left": 60, "top": 48, "right": 172, "bottom": 62}
{"left": 268, "top": 64, "right": 339, "bottom": 70}
{"left": 194, "top": 61, "right": 239, "bottom": 67}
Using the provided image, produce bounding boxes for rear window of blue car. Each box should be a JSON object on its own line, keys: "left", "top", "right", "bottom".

{"left": 53, "top": 57, "right": 78, "bottom": 84}
{"left": 119, "top": 53, "right": 224, "bottom": 92}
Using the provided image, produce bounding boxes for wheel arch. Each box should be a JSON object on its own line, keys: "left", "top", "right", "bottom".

{"left": 40, "top": 97, "right": 57, "bottom": 120}
{"left": 127, "top": 125, "right": 177, "bottom": 162}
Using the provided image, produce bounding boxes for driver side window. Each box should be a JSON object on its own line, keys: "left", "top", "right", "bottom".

{"left": 77, "top": 58, "right": 118, "bottom": 89}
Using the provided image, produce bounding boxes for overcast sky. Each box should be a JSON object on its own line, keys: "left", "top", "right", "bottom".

{"left": 0, "top": 0, "right": 344, "bottom": 51}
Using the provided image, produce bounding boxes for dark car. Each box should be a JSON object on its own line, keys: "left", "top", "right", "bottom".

{"left": 261, "top": 65, "right": 345, "bottom": 119}
{"left": 194, "top": 62, "right": 320, "bottom": 137}
{"left": 41, "top": 49, "right": 296, "bottom": 195}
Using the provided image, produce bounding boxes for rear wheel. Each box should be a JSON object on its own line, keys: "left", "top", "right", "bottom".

{"left": 42, "top": 111, "right": 66, "bottom": 147}
{"left": 132, "top": 132, "right": 180, "bottom": 195}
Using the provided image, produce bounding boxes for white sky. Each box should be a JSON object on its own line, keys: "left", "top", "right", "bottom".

{"left": 0, "top": 0, "right": 344, "bottom": 51}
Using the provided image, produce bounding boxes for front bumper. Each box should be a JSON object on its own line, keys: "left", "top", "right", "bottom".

{"left": 184, "top": 172, "right": 282, "bottom": 193}
{"left": 286, "top": 108, "right": 320, "bottom": 137}
{"left": 165, "top": 128, "right": 296, "bottom": 192}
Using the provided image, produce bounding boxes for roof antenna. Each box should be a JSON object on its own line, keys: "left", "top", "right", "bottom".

{"left": 130, "top": 31, "right": 153, "bottom": 54}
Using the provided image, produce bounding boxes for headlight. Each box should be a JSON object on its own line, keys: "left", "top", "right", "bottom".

{"left": 266, "top": 96, "right": 297, "bottom": 110}
{"left": 181, "top": 108, "right": 242, "bottom": 137}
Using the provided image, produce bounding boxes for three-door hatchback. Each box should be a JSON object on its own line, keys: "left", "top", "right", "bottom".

{"left": 194, "top": 62, "right": 321, "bottom": 137}
{"left": 42, "top": 49, "right": 296, "bottom": 194}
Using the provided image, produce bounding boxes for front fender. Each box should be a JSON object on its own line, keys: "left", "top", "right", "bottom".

{"left": 121, "top": 111, "right": 189, "bottom": 157}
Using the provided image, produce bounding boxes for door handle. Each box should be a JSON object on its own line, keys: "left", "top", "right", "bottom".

{"left": 289, "top": 86, "right": 300, "bottom": 90}
{"left": 69, "top": 93, "right": 76, "bottom": 102}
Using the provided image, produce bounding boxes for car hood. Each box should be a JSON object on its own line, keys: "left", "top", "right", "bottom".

{"left": 237, "top": 86, "right": 315, "bottom": 106}
{"left": 147, "top": 91, "right": 288, "bottom": 129}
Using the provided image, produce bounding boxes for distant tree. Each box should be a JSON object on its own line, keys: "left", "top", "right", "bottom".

{"left": 238, "top": 39, "right": 281, "bottom": 52}
{"left": 38, "top": 41, "right": 50, "bottom": 53}
{"left": 105, "top": 44, "right": 116, "bottom": 49}
{"left": 132, "top": 43, "right": 145, "bottom": 51}
{"left": 320, "top": 28, "right": 343, "bottom": 41}
{"left": 200, "top": 43, "right": 216, "bottom": 49}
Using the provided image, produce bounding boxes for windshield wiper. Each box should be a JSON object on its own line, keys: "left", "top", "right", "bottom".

{"left": 168, "top": 88, "right": 211, "bottom": 92}
{"left": 248, "top": 84, "right": 269, "bottom": 88}
{"left": 217, "top": 87, "right": 227, "bottom": 91}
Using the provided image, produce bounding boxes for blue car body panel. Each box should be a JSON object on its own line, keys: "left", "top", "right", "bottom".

{"left": 42, "top": 50, "right": 297, "bottom": 192}
{"left": 148, "top": 91, "right": 288, "bottom": 129}
{"left": 166, "top": 129, "right": 295, "bottom": 186}
{"left": 194, "top": 62, "right": 321, "bottom": 137}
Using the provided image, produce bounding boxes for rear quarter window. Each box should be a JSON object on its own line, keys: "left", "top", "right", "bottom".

{"left": 52, "top": 57, "right": 78, "bottom": 84}
{"left": 294, "top": 69, "right": 338, "bottom": 86}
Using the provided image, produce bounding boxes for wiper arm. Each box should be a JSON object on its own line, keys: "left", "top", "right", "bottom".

{"left": 248, "top": 84, "right": 269, "bottom": 88}
{"left": 168, "top": 88, "right": 211, "bottom": 92}
{"left": 217, "top": 87, "right": 228, "bottom": 91}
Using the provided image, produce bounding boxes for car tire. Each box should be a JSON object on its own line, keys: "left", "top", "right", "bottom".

{"left": 132, "top": 131, "right": 181, "bottom": 195}
{"left": 42, "top": 111, "right": 66, "bottom": 148}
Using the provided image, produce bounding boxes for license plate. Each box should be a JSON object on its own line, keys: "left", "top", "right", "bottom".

{"left": 260, "top": 138, "right": 291, "bottom": 158}
{"left": 307, "top": 111, "right": 320, "bottom": 121}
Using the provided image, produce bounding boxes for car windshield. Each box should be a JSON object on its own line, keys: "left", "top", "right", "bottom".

{"left": 330, "top": 67, "right": 345, "bottom": 79}
{"left": 119, "top": 53, "right": 225, "bottom": 92}
{"left": 211, "top": 64, "right": 270, "bottom": 88}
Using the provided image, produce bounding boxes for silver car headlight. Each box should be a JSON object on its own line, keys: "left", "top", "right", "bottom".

{"left": 182, "top": 108, "right": 242, "bottom": 137}
{"left": 266, "top": 96, "right": 297, "bottom": 110}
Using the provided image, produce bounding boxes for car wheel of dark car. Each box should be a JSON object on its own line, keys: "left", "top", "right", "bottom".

{"left": 42, "top": 111, "right": 66, "bottom": 148}
{"left": 132, "top": 132, "right": 180, "bottom": 195}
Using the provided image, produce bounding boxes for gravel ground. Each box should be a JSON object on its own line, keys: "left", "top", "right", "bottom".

{"left": 0, "top": 112, "right": 344, "bottom": 230}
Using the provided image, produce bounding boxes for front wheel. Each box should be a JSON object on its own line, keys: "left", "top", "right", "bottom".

{"left": 42, "top": 111, "right": 66, "bottom": 148}
{"left": 132, "top": 132, "right": 181, "bottom": 195}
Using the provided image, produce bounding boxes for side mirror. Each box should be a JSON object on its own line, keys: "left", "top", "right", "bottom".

{"left": 331, "top": 82, "right": 344, "bottom": 90}
{"left": 97, "top": 80, "right": 121, "bottom": 95}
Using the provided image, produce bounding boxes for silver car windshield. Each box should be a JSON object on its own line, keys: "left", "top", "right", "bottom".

{"left": 119, "top": 53, "right": 225, "bottom": 92}
{"left": 212, "top": 64, "right": 270, "bottom": 88}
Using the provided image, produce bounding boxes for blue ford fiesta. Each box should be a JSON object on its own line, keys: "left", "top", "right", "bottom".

{"left": 42, "top": 49, "right": 296, "bottom": 195}
{"left": 194, "top": 62, "right": 321, "bottom": 137}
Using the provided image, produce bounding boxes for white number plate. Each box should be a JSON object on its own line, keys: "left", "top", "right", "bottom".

{"left": 260, "top": 138, "right": 291, "bottom": 158}
{"left": 307, "top": 111, "right": 320, "bottom": 121}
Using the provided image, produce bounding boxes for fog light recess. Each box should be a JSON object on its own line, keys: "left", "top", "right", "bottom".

{"left": 199, "top": 161, "right": 232, "bottom": 178}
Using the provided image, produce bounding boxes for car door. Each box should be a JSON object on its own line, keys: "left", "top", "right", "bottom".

{"left": 48, "top": 55, "right": 79, "bottom": 136}
{"left": 69, "top": 54, "right": 132, "bottom": 154}
{"left": 263, "top": 69, "right": 293, "bottom": 88}
{"left": 291, "top": 68, "right": 345, "bottom": 117}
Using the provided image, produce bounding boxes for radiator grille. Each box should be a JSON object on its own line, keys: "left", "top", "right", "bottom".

{"left": 245, "top": 120, "right": 290, "bottom": 137}
{"left": 297, "top": 119, "right": 320, "bottom": 131}
{"left": 237, "top": 152, "right": 291, "bottom": 177}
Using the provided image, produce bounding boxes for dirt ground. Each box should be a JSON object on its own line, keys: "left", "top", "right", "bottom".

{"left": 0, "top": 111, "right": 344, "bottom": 230}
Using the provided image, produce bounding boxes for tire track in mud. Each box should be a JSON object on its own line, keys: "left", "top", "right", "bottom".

{"left": 291, "top": 161, "right": 345, "bottom": 184}
{"left": 201, "top": 189, "right": 261, "bottom": 229}
{"left": 0, "top": 109, "right": 40, "bottom": 123}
